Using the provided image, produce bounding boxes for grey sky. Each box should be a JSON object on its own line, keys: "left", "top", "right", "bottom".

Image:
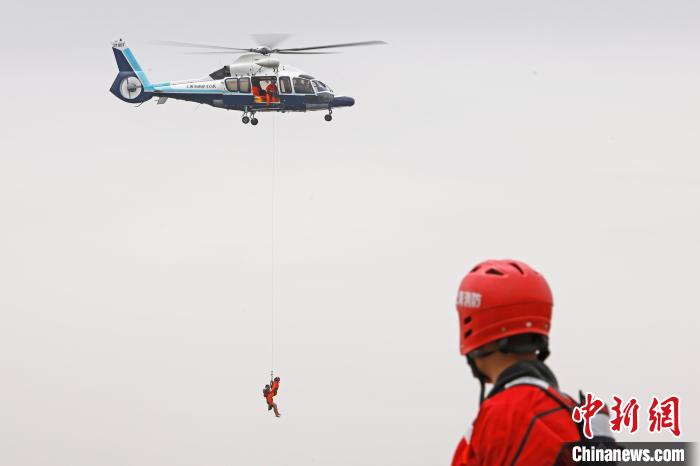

{"left": 1, "top": 1, "right": 699, "bottom": 465}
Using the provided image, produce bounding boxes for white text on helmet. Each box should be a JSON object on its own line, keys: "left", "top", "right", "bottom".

{"left": 457, "top": 291, "right": 482, "bottom": 308}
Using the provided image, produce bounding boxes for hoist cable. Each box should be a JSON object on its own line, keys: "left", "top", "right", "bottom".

{"left": 270, "top": 112, "right": 277, "bottom": 374}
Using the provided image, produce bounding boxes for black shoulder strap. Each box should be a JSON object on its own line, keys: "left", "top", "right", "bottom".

{"left": 504, "top": 377, "right": 616, "bottom": 466}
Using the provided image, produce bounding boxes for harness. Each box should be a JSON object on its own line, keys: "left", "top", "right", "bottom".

{"left": 504, "top": 377, "right": 616, "bottom": 466}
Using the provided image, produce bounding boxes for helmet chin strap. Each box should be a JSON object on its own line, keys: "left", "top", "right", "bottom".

{"left": 466, "top": 336, "right": 550, "bottom": 405}
{"left": 466, "top": 355, "right": 487, "bottom": 405}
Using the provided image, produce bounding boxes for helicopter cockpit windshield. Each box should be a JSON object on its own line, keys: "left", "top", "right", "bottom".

{"left": 312, "top": 80, "right": 332, "bottom": 93}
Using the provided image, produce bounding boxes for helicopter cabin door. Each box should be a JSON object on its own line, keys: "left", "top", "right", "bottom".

{"left": 251, "top": 76, "right": 280, "bottom": 108}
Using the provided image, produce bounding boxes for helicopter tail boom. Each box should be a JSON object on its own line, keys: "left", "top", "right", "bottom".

{"left": 109, "top": 40, "right": 153, "bottom": 104}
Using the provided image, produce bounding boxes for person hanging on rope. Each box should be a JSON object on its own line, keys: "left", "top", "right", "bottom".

{"left": 271, "top": 376, "right": 280, "bottom": 396}
{"left": 263, "top": 377, "right": 281, "bottom": 418}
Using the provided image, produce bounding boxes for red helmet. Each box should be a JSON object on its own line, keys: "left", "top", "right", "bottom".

{"left": 456, "top": 259, "right": 553, "bottom": 355}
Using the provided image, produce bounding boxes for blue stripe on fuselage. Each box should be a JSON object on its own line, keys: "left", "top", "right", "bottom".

{"left": 154, "top": 91, "right": 309, "bottom": 111}
{"left": 153, "top": 87, "right": 221, "bottom": 93}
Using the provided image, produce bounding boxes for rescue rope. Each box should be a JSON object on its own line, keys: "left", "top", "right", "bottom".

{"left": 270, "top": 113, "right": 277, "bottom": 375}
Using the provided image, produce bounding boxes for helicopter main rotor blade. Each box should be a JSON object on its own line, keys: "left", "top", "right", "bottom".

{"left": 275, "top": 40, "right": 386, "bottom": 52}
{"left": 183, "top": 51, "right": 250, "bottom": 55}
{"left": 276, "top": 51, "right": 337, "bottom": 55}
{"left": 152, "top": 39, "right": 252, "bottom": 52}
{"left": 185, "top": 50, "right": 336, "bottom": 55}
{"left": 152, "top": 38, "right": 386, "bottom": 55}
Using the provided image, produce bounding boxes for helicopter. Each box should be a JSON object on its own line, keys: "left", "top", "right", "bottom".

{"left": 109, "top": 35, "right": 385, "bottom": 125}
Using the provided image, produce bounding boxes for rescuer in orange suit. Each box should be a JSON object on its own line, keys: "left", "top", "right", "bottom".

{"left": 252, "top": 83, "right": 264, "bottom": 103}
{"left": 451, "top": 259, "right": 616, "bottom": 466}
{"left": 271, "top": 376, "right": 280, "bottom": 396}
{"left": 265, "top": 81, "right": 278, "bottom": 106}
{"left": 263, "top": 382, "right": 281, "bottom": 418}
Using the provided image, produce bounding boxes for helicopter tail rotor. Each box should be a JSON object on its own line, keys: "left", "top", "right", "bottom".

{"left": 109, "top": 39, "right": 153, "bottom": 103}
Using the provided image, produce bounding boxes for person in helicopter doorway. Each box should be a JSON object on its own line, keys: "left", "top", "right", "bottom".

{"left": 265, "top": 80, "right": 278, "bottom": 106}
{"left": 263, "top": 376, "right": 281, "bottom": 418}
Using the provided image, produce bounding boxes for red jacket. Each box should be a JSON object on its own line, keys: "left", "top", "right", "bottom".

{"left": 452, "top": 361, "right": 614, "bottom": 466}
{"left": 264, "top": 389, "right": 274, "bottom": 405}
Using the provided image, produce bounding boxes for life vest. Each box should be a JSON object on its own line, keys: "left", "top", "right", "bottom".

{"left": 271, "top": 380, "right": 280, "bottom": 396}
{"left": 453, "top": 363, "right": 616, "bottom": 466}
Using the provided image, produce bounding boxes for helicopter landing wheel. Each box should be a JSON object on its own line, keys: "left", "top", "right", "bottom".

{"left": 324, "top": 114, "right": 333, "bottom": 122}
{"left": 250, "top": 117, "right": 259, "bottom": 126}
{"left": 242, "top": 116, "right": 250, "bottom": 124}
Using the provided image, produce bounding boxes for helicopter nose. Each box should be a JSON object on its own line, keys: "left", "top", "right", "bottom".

{"left": 330, "top": 96, "right": 355, "bottom": 108}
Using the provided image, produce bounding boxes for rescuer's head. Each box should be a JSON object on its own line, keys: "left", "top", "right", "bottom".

{"left": 456, "top": 259, "right": 553, "bottom": 388}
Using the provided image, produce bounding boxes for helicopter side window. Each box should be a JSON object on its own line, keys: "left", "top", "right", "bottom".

{"left": 279, "top": 76, "right": 292, "bottom": 94}
{"left": 238, "top": 77, "right": 251, "bottom": 93}
{"left": 293, "top": 78, "right": 314, "bottom": 94}
{"left": 225, "top": 78, "right": 239, "bottom": 92}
